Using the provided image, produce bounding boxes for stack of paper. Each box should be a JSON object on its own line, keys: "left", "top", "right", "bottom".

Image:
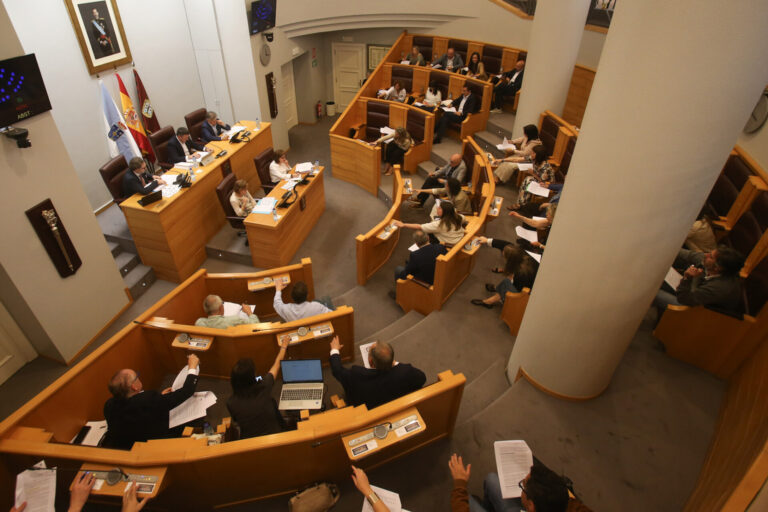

{"left": 413, "top": 102, "right": 424, "bottom": 107}
{"left": 517, "top": 163, "right": 534, "bottom": 172}
{"left": 525, "top": 251, "right": 542, "bottom": 263}
{"left": 82, "top": 420, "right": 108, "bottom": 446}
{"left": 281, "top": 180, "right": 298, "bottom": 191}
{"left": 379, "top": 126, "right": 395, "bottom": 136}
{"left": 515, "top": 226, "right": 538, "bottom": 244}
{"left": 359, "top": 341, "right": 376, "bottom": 369}
{"left": 441, "top": 106, "right": 457, "bottom": 113}
{"left": 160, "top": 174, "right": 178, "bottom": 186}
{"left": 496, "top": 137, "right": 516, "bottom": 151}
{"left": 169, "top": 391, "right": 217, "bottom": 429}
{"left": 252, "top": 197, "right": 277, "bottom": 214}
{"left": 494, "top": 440, "right": 533, "bottom": 499}
{"left": 400, "top": 59, "right": 410, "bottom": 65}
{"left": 223, "top": 301, "right": 256, "bottom": 319}
{"left": 296, "top": 162, "right": 313, "bottom": 173}
{"left": 362, "top": 485, "right": 401, "bottom": 512}
{"left": 161, "top": 184, "right": 180, "bottom": 198}
{"left": 15, "top": 461, "right": 56, "bottom": 511}
{"left": 174, "top": 162, "right": 194, "bottom": 171}
{"left": 432, "top": 63, "right": 443, "bottom": 69}
{"left": 526, "top": 181, "right": 550, "bottom": 197}
{"left": 665, "top": 267, "right": 683, "bottom": 289}
{"left": 224, "top": 125, "right": 245, "bottom": 137}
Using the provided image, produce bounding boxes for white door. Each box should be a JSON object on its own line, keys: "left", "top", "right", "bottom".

{"left": 280, "top": 61, "right": 298, "bottom": 130}
{"left": 0, "top": 301, "right": 36, "bottom": 386}
{"left": 332, "top": 43, "right": 366, "bottom": 111}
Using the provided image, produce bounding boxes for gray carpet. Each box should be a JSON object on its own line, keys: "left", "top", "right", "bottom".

{"left": 0, "top": 117, "right": 724, "bottom": 512}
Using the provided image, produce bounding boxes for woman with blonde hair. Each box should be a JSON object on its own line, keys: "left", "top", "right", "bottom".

{"left": 371, "top": 126, "right": 414, "bottom": 176}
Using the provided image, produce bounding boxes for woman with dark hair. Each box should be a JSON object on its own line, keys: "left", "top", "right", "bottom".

{"left": 491, "top": 124, "right": 542, "bottom": 184}
{"left": 371, "top": 126, "right": 414, "bottom": 176}
{"left": 471, "top": 244, "right": 530, "bottom": 308}
{"left": 413, "top": 176, "right": 473, "bottom": 216}
{"left": 226, "top": 338, "right": 289, "bottom": 439}
{"left": 269, "top": 149, "right": 295, "bottom": 184}
{"left": 378, "top": 80, "right": 407, "bottom": 102}
{"left": 512, "top": 145, "right": 557, "bottom": 209}
{"left": 464, "top": 52, "right": 487, "bottom": 81}
{"left": 417, "top": 81, "right": 442, "bottom": 113}
{"left": 394, "top": 200, "right": 466, "bottom": 245}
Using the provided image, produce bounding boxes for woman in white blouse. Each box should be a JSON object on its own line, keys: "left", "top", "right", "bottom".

{"left": 491, "top": 124, "right": 543, "bottom": 184}
{"left": 417, "top": 82, "right": 442, "bottom": 113}
{"left": 378, "top": 80, "right": 407, "bottom": 103}
{"left": 269, "top": 149, "right": 295, "bottom": 183}
{"left": 394, "top": 200, "right": 466, "bottom": 246}
{"left": 229, "top": 179, "right": 256, "bottom": 217}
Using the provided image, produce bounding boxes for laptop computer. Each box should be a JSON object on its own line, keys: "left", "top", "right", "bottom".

{"left": 278, "top": 359, "right": 324, "bottom": 410}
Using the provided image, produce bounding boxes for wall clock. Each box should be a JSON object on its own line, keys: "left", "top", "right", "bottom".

{"left": 744, "top": 88, "right": 768, "bottom": 134}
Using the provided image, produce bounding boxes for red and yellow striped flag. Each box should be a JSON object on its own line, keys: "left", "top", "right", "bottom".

{"left": 116, "top": 73, "right": 154, "bottom": 162}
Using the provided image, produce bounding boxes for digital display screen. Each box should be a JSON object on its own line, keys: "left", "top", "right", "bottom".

{"left": 281, "top": 359, "right": 322, "bottom": 383}
{"left": 250, "top": 0, "right": 276, "bottom": 35}
{"left": 0, "top": 54, "right": 52, "bottom": 127}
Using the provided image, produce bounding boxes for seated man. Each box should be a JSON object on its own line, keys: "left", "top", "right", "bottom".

{"left": 394, "top": 230, "right": 448, "bottom": 289}
{"left": 449, "top": 454, "right": 572, "bottom": 512}
{"left": 121, "top": 156, "right": 159, "bottom": 197}
{"left": 329, "top": 336, "right": 426, "bottom": 409}
{"left": 273, "top": 280, "right": 332, "bottom": 322}
{"left": 408, "top": 154, "right": 467, "bottom": 208}
{"left": 103, "top": 354, "right": 200, "bottom": 449}
{"left": 420, "top": 177, "right": 472, "bottom": 216}
{"left": 166, "top": 126, "right": 209, "bottom": 164}
{"left": 195, "top": 294, "right": 260, "bottom": 328}
{"left": 654, "top": 246, "right": 744, "bottom": 316}
{"left": 200, "top": 110, "right": 231, "bottom": 142}
{"left": 432, "top": 47, "right": 464, "bottom": 72}
{"left": 434, "top": 86, "right": 478, "bottom": 144}
{"left": 491, "top": 59, "right": 525, "bottom": 113}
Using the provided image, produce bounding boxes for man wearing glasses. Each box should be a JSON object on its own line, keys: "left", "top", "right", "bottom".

{"left": 448, "top": 453, "right": 572, "bottom": 512}
{"left": 103, "top": 354, "right": 200, "bottom": 449}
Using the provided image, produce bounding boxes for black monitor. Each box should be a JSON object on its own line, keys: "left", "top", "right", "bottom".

{"left": 0, "top": 54, "right": 52, "bottom": 128}
{"left": 250, "top": 0, "right": 276, "bottom": 35}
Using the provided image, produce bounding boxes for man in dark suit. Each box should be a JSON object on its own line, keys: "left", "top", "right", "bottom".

{"left": 121, "top": 156, "right": 159, "bottom": 198}
{"left": 491, "top": 59, "right": 525, "bottom": 112}
{"left": 329, "top": 336, "right": 426, "bottom": 409}
{"left": 103, "top": 354, "right": 200, "bottom": 449}
{"left": 200, "top": 111, "right": 231, "bottom": 143}
{"left": 409, "top": 154, "right": 467, "bottom": 208}
{"left": 394, "top": 230, "right": 448, "bottom": 286}
{"left": 434, "top": 86, "right": 478, "bottom": 144}
{"left": 166, "top": 126, "right": 209, "bottom": 164}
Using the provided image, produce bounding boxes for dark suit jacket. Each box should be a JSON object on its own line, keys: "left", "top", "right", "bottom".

{"left": 398, "top": 243, "right": 448, "bottom": 285}
{"left": 122, "top": 170, "right": 159, "bottom": 197}
{"left": 330, "top": 354, "right": 426, "bottom": 409}
{"left": 432, "top": 53, "right": 464, "bottom": 71}
{"left": 103, "top": 373, "right": 199, "bottom": 449}
{"left": 201, "top": 121, "right": 230, "bottom": 143}
{"left": 166, "top": 136, "right": 206, "bottom": 164}
{"left": 503, "top": 68, "right": 525, "bottom": 94}
{"left": 452, "top": 93, "right": 479, "bottom": 119}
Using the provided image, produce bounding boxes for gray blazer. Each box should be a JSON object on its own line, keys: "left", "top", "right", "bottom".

{"left": 436, "top": 160, "right": 467, "bottom": 184}
{"left": 674, "top": 249, "right": 742, "bottom": 311}
{"left": 431, "top": 53, "right": 464, "bottom": 71}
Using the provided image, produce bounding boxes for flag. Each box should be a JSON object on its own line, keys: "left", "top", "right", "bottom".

{"left": 100, "top": 80, "right": 140, "bottom": 164}
{"left": 133, "top": 69, "right": 160, "bottom": 134}
{"left": 116, "top": 73, "right": 154, "bottom": 162}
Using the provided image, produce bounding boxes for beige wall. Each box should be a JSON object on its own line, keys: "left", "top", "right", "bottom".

{"left": 0, "top": 2, "right": 128, "bottom": 363}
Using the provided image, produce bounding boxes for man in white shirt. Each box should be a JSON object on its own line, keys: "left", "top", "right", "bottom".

{"left": 273, "top": 280, "right": 332, "bottom": 322}
{"left": 491, "top": 59, "right": 525, "bottom": 113}
{"left": 431, "top": 48, "right": 464, "bottom": 72}
{"left": 434, "top": 86, "right": 478, "bottom": 143}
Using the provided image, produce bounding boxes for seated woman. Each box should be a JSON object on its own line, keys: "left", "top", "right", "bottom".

{"left": 226, "top": 338, "right": 289, "bottom": 439}
{"left": 417, "top": 82, "right": 442, "bottom": 113}
{"left": 378, "top": 80, "right": 407, "bottom": 103}
{"left": 511, "top": 203, "right": 558, "bottom": 251}
{"left": 394, "top": 200, "right": 466, "bottom": 246}
{"left": 412, "top": 177, "right": 473, "bottom": 216}
{"left": 405, "top": 45, "right": 425, "bottom": 66}
{"left": 463, "top": 52, "right": 487, "bottom": 81}
{"left": 471, "top": 245, "right": 534, "bottom": 308}
{"left": 371, "top": 126, "right": 413, "bottom": 176}
{"left": 491, "top": 124, "right": 542, "bottom": 184}
{"left": 229, "top": 179, "right": 256, "bottom": 217}
{"left": 269, "top": 149, "right": 295, "bottom": 184}
{"left": 510, "top": 145, "right": 557, "bottom": 210}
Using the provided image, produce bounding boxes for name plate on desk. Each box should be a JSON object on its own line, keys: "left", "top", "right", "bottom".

{"left": 276, "top": 323, "right": 335, "bottom": 346}
{"left": 377, "top": 223, "right": 398, "bottom": 240}
{"left": 172, "top": 333, "right": 213, "bottom": 351}
{"left": 342, "top": 408, "right": 425, "bottom": 460}
{"left": 248, "top": 274, "right": 290, "bottom": 291}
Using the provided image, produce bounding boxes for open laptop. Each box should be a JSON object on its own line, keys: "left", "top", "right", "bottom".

{"left": 278, "top": 359, "right": 324, "bottom": 410}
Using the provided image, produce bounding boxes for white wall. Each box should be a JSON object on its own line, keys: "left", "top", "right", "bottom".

{"left": 4, "top": 0, "right": 206, "bottom": 211}
{"left": 737, "top": 116, "right": 768, "bottom": 171}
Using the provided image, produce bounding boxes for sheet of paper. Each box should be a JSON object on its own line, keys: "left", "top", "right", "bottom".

{"left": 494, "top": 440, "right": 533, "bottom": 499}
{"left": 496, "top": 142, "right": 516, "bottom": 151}
{"left": 359, "top": 341, "right": 376, "bottom": 369}
{"left": 408, "top": 243, "right": 420, "bottom": 252}
{"left": 169, "top": 391, "right": 217, "bottom": 428}
{"left": 82, "top": 420, "right": 108, "bottom": 446}
{"left": 15, "top": 463, "right": 56, "bottom": 512}
{"left": 517, "top": 163, "right": 534, "bottom": 171}
{"left": 296, "top": 161, "right": 313, "bottom": 173}
{"left": 161, "top": 184, "right": 180, "bottom": 198}
{"left": 665, "top": 267, "right": 683, "bottom": 290}
{"left": 516, "top": 226, "right": 538, "bottom": 244}
{"left": 160, "top": 174, "right": 178, "bottom": 186}
{"left": 379, "top": 126, "right": 395, "bottom": 136}
{"left": 362, "top": 485, "right": 402, "bottom": 512}
{"left": 252, "top": 197, "right": 277, "bottom": 214}
{"left": 377, "top": 88, "right": 388, "bottom": 96}
{"left": 532, "top": 216, "right": 546, "bottom": 222}
{"left": 400, "top": 59, "right": 410, "bottom": 65}
{"left": 224, "top": 126, "right": 245, "bottom": 137}
{"left": 525, "top": 251, "right": 542, "bottom": 263}
{"left": 526, "top": 181, "right": 550, "bottom": 197}
{"left": 432, "top": 63, "right": 443, "bottom": 69}
{"left": 173, "top": 162, "right": 194, "bottom": 171}
{"left": 281, "top": 180, "right": 298, "bottom": 191}
{"left": 441, "top": 106, "right": 457, "bottom": 113}
{"left": 440, "top": 99, "right": 453, "bottom": 106}
{"left": 223, "top": 302, "right": 255, "bottom": 320}
{"left": 413, "top": 102, "right": 423, "bottom": 107}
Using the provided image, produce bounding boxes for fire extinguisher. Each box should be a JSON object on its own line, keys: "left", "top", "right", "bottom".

{"left": 316, "top": 101, "right": 323, "bottom": 119}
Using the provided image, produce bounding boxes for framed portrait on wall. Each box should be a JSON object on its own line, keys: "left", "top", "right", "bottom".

{"left": 64, "top": 0, "right": 132, "bottom": 75}
{"left": 367, "top": 45, "right": 391, "bottom": 71}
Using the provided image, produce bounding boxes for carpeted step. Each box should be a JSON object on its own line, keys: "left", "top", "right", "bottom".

{"left": 332, "top": 284, "right": 405, "bottom": 341}
{"left": 115, "top": 251, "right": 140, "bottom": 278}
{"left": 107, "top": 240, "right": 121, "bottom": 257}
{"left": 473, "top": 130, "right": 507, "bottom": 158}
{"left": 359, "top": 310, "right": 425, "bottom": 346}
{"left": 487, "top": 111, "right": 516, "bottom": 139}
{"left": 124, "top": 263, "right": 156, "bottom": 301}
{"left": 455, "top": 358, "right": 510, "bottom": 426}
{"left": 205, "top": 225, "right": 253, "bottom": 267}
{"left": 430, "top": 138, "right": 462, "bottom": 166}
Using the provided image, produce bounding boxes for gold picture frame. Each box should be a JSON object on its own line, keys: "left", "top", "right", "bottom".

{"left": 367, "top": 44, "right": 391, "bottom": 71}
{"left": 64, "top": 0, "right": 132, "bottom": 75}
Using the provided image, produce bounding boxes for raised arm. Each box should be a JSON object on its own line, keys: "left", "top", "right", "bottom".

{"left": 268, "top": 338, "right": 289, "bottom": 380}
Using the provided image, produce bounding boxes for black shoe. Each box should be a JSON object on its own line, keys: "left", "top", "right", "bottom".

{"left": 471, "top": 299, "right": 494, "bottom": 309}
{"left": 485, "top": 283, "right": 496, "bottom": 292}
{"left": 387, "top": 290, "right": 397, "bottom": 300}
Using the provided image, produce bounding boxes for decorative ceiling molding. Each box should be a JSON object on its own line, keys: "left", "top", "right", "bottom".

{"left": 280, "top": 13, "right": 467, "bottom": 38}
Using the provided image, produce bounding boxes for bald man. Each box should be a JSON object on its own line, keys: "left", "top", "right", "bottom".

{"left": 103, "top": 354, "right": 200, "bottom": 449}
{"left": 408, "top": 153, "right": 467, "bottom": 209}
{"left": 329, "top": 336, "right": 426, "bottom": 409}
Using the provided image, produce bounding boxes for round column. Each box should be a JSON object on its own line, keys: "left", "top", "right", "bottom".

{"left": 507, "top": 0, "right": 768, "bottom": 398}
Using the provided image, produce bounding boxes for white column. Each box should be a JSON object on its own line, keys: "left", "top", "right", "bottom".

{"left": 513, "top": 0, "right": 591, "bottom": 137}
{"left": 507, "top": 0, "right": 768, "bottom": 398}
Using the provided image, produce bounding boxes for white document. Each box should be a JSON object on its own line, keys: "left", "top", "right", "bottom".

{"left": 281, "top": 180, "right": 298, "bottom": 191}
{"left": 82, "top": 420, "right": 108, "bottom": 446}
{"left": 525, "top": 251, "right": 542, "bottom": 263}
{"left": 441, "top": 106, "right": 457, "bottom": 113}
{"left": 379, "top": 126, "right": 395, "bottom": 136}
{"left": 496, "top": 137, "right": 516, "bottom": 151}
{"left": 665, "top": 267, "right": 683, "bottom": 290}
{"left": 15, "top": 461, "right": 56, "bottom": 512}
{"left": 400, "top": 59, "right": 410, "bottom": 65}
{"left": 413, "top": 102, "right": 424, "bottom": 107}
{"left": 517, "top": 163, "right": 534, "bottom": 171}
{"left": 169, "top": 391, "right": 217, "bottom": 429}
{"left": 359, "top": 341, "right": 376, "bottom": 369}
{"left": 161, "top": 184, "right": 180, "bottom": 198}
{"left": 516, "top": 226, "right": 538, "bottom": 244}
{"left": 224, "top": 126, "right": 245, "bottom": 137}
{"left": 362, "top": 485, "right": 402, "bottom": 512}
{"left": 173, "top": 162, "right": 194, "bottom": 171}
{"left": 494, "top": 440, "right": 533, "bottom": 499}
{"left": 296, "top": 161, "right": 313, "bottom": 173}
{"left": 440, "top": 99, "right": 453, "bottom": 106}
{"left": 432, "top": 63, "right": 443, "bottom": 69}
{"left": 526, "top": 181, "right": 550, "bottom": 197}
{"left": 377, "top": 88, "right": 388, "bottom": 96}
{"left": 223, "top": 301, "right": 255, "bottom": 320}
{"left": 532, "top": 216, "right": 547, "bottom": 222}
{"left": 408, "top": 243, "right": 420, "bottom": 252}
{"left": 252, "top": 197, "right": 277, "bottom": 214}
{"left": 160, "top": 174, "right": 178, "bottom": 186}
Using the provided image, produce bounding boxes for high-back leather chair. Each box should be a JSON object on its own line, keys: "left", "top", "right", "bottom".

{"left": 461, "top": 141, "right": 475, "bottom": 185}
{"left": 482, "top": 45, "right": 503, "bottom": 76}
{"left": 185, "top": 108, "right": 207, "bottom": 143}
{"left": 406, "top": 109, "right": 426, "bottom": 145}
{"left": 253, "top": 147, "right": 276, "bottom": 192}
{"left": 722, "top": 190, "right": 768, "bottom": 269}
{"left": 99, "top": 155, "right": 130, "bottom": 204}
{"left": 448, "top": 40, "right": 468, "bottom": 64}
{"left": 429, "top": 71, "right": 451, "bottom": 100}
{"left": 743, "top": 253, "right": 768, "bottom": 317}
{"left": 539, "top": 115, "right": 560, "bottom": 158}
{"left": 365, "top": 101, "right": 390, "bottom": 141}
{"left": 391, "top": 65, "right": 414, "bottom": 94}
{"left": 148, "top": 126, "right": 176, "bottom": 170}
{"left": 413, "top": 36, "right": 433, "bottom": 63}
{"left": 215, "top": 173, "right": 247, "bottom": 244}
{"left": 559, "top": 136, "right": 577, "bottom": 176}
{"left": 465, "top": 82, "right": 484, "bottom": 112}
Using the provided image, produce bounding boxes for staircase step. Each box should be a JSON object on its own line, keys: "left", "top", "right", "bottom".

{"left": 107, "top": 240, "right": 122, "bottom": 257}
{"left": 473, "top": 130, "right": 507, "bottom": 159}
{"left": 114, "top": 251, "right": 140, "bottom": 277}
{"left": 360, "top": 310, "right": 425, "bottom": 346}
{"left": 456, "top": 359, "right": 510, "bottom": 426}
{"left": 430, "top": 138, "right": 462, "bottom": 166}
{"left": 205, "top": 226, "right": 254, "bottom": 267}
{"left": 486, "top": 112, "right": 516, "bottom": 139}
{"left": 124, "top": 264, "right": 156, "bottom": 301}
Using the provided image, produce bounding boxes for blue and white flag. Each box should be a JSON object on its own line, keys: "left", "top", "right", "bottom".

{"left": 99, "top": 80, "right": 140, "bottom": 163}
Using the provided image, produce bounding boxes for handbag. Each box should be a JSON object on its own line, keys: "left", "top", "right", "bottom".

{"left": 288, "top": 482, "right": 340, "bottom": 512}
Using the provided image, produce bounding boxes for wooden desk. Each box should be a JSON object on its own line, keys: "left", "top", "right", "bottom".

{"left": 343, "top": 407, "right": 425, "bottom": 460}
{"left": 121, "top": 121, "right": 272, "bottom": 282}
{"left": 72, "top": 464, "right": 167, "bottom": 499}
{"left": 243, "top": 168, "right": 326, "bottom": 268}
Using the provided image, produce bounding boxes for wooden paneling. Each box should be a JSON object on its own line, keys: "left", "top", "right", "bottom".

{"left": 500, "top": 289, "right": 531, "bottom": 336}
{"left": 562, "top": 65, "right": 596, "bottom": 128}
{"left": 329, "top": 134, "right": 381, "bottom": 196}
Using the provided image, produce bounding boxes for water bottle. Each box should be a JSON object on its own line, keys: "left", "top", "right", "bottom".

{"left": 203, "top": 422, "right": 213, "bottom": 436}
{"left": 255, "top": 116, "right": 260, "bottom": 130}
{"left": 272, "top": 207, "right": 279, "bottom": 223}
{"left": 313, "top": 160, "right": 319, "bottom": 173}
